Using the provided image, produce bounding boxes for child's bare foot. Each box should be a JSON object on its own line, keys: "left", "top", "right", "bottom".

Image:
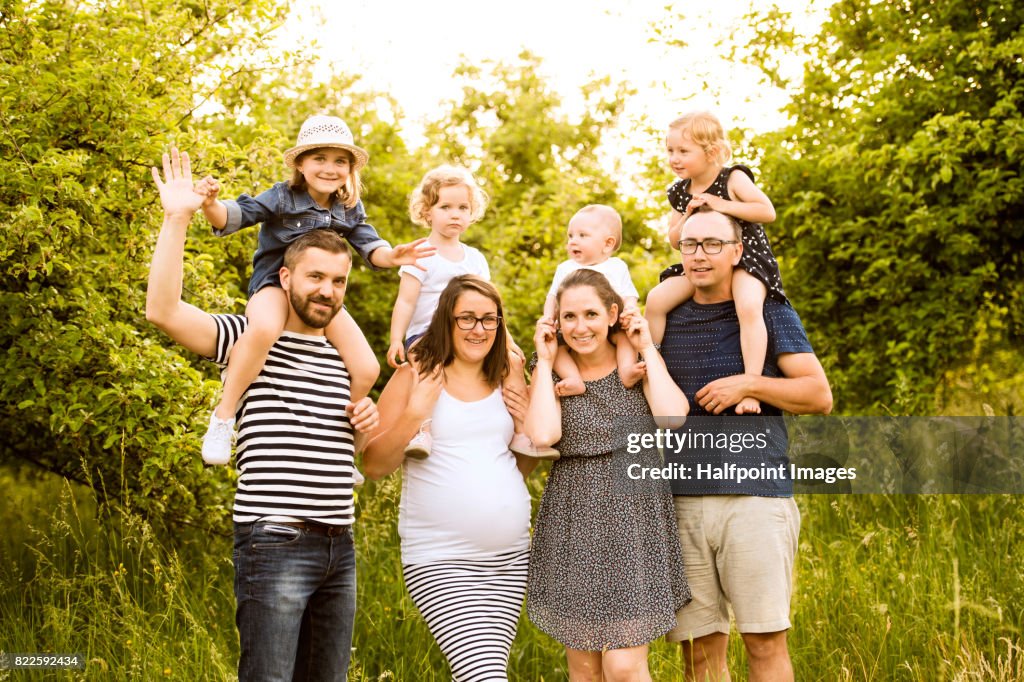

{"left": 555, "top": 377, "right": 586, "bottom": 397}
{"left": 735, "top": 397, "right": 761, "bottom": 415}
{"left": 620, "top": 361, "right": 647, "bottom": 388}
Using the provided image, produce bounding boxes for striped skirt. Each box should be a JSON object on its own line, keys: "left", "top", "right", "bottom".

{"left": 403, "top": 549, "right": 529, "bottom": 681}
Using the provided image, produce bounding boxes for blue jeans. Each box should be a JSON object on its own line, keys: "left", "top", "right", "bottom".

{"left": 233, "top": 522, "right": 357, "bottom": 682}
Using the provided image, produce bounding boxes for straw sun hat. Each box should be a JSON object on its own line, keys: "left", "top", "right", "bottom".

{"left": 282, "top": 115, "right": 369, "bottom": 171}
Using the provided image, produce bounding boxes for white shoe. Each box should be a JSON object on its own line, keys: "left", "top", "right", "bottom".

{"left": 404, "top": 423, "right": 432, "bottom": 460}
{"left": 353, "top": 469, "right": 366, "bottom": 486}
{"left": 202, "top": 414, "right": 235, "bottom": 465}
{"left": 509, "top": 432, "right": 560, "bottom": 460}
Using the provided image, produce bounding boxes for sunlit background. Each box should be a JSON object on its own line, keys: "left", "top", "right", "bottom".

{"left": 283, "top": 0, "right": 831, "bottom": 153}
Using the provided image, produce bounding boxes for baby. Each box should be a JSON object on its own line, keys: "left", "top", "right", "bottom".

{"left": 542, "top": 205, "right": 644, "bottom": 395}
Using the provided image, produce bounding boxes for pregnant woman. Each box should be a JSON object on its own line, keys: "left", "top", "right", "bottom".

{"left": 363, "top": 275, "right": 534, "bottom": 682}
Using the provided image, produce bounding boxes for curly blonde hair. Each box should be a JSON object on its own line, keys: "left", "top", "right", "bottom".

{"left": 668, "top": 111, "right": 732, "bottom": 165}
{"left": 409, "top": 165, "right": 488, "bottom": 227}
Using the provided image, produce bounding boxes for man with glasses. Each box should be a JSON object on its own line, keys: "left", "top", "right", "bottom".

{"left": 655, "top": 206, "right": 833, "bottom": 681}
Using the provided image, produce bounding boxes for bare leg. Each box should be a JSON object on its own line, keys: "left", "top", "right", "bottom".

{"left": 602, "top": 644, "right": 653, "bottom": 682}
{"left": 681, "top": 632, "right": 731, "bottom": 682}
{"left": 741, "top": 631, "right": 793, "bottom": 682}
{"left": 215, "top": 287, "right": 288, "bottom": 419}
{"left": 613, "top": 329, "right": 647, "bottom": 388}
{"left": 553, "top": 345, "right": 585, "bottom": 396}
{"left": 645, "top": 276, "right": 695, "bottom": 344}
{"left": 403, "top": 337, "right": 432, "bottom": 459}
{"left": 508, "top": 351, "right": 560, "bottom": 460}
{"left": 505, "top": 350, "right": 529, "bottom": 434}
{"left": 325, "top": 309, "right": 380, "bottom": 403}
{"left": 732, "top": 269, "right": 767, "bottom": 415}
{"left": 565, "top": 648, "right": 602, "bottom": 682}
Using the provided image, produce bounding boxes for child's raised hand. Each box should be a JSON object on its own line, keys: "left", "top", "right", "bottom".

{"left": 151, "top": 148, "right": 205, "bottom": 217}
{"left": 386, "top": 340, "right": 406, "bottom": 369}
{"left": 194, "top": 175, "right": 221, "bottom": 208}
{"left": 389, "top": 238, "right": 437, "bottom": 271}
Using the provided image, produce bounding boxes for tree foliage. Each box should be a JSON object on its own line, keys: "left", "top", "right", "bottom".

{"left": 1, "top": 4, "right": 659, "bottom": 530}
{"left": 420, "top": 52, "right": 660, "bottom": 346}
{"left": 0, "top": 0, "right": 296, "bottom": 531}
{"left": 743, "top": 0, "right": 1024, "bottom": 413}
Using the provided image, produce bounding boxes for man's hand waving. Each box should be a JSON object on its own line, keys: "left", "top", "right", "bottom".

{"left": 151, "top": 148, "right": 205, "bottom": 219}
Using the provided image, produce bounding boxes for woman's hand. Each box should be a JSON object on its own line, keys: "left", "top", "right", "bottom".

{"left": 502, "top": 384, "right": 529, "bottom": 425}
{"left": 407, "top": 365, "right": 443, "bottom": 421}
{"left": 534, "top": 318, "right": 558, "bottom": 363}
{"left": 619, "top": 309, "right": 654, "bottom": 353}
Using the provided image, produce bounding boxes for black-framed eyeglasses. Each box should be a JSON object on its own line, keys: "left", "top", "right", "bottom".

{"left": 454, "top": 314, "right": 502, "bottom": 331}
{"left": 677, "top": 238, "right": 740, "bottom": 255}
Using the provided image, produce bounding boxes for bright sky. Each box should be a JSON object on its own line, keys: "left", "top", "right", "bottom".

{"left": 287, "top": 0, "right": 828, "bottom": 160}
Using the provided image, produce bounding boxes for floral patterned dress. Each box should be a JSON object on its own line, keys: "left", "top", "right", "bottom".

{"left": 526, "top": 368, "right": 691, "bottom": 650}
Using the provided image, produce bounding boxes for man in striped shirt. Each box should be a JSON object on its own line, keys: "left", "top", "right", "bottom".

{"left": 147, "top": 149, "right": 379, "bottom": 681}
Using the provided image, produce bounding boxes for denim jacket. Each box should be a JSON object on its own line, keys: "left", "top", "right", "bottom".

{"left": 217, "top": 181, "right": 390, "bottom": 297}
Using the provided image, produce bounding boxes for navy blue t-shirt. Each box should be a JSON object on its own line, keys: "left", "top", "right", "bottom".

{"left": 661, "top": 300, "right": 814, "bottom": 496}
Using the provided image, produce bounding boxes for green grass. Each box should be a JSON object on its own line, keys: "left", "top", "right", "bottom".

{"left": 2, "top": 463, "right": 1022, "bottom": 680}
{"left": 0, "top": 464, "right": 238, "bottom": 681}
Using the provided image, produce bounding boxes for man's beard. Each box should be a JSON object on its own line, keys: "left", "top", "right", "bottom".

{"left": 290, "top": 288, "right": 341, "bottom": 329}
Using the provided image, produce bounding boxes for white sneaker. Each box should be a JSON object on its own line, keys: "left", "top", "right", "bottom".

{"left": 353, "top": 468, "right": 366, "bottom": 486}
{"left": 202, "top": 414, "right": 235, "bottom": 465}
{"left": 404, "top": 422, "right": 432, "bottom": 460}
{"left": 509, "top": 432, "right": 560, "bottom": 460}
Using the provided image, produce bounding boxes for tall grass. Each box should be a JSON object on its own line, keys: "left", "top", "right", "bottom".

{"left": 0, "top": 464, "right": 238, "bottom": 680}
{"left": 2, "top": 461, "right": 1022, "bottom": 680}
{"left": 789, "top": 495, "right": 1023, "bottom": 682}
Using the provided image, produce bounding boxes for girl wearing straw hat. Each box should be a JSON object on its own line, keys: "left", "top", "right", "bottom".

{"left": 193, "top": 114, "right": 435, "bottom": 466}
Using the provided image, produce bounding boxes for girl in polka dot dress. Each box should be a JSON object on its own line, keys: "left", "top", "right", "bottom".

{"left": 645, "top": 111, "right": 785, "bottom": 415}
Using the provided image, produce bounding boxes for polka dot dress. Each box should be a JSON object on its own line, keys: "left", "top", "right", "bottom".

{"left": 526, "top": 369, "right": 691, "bottom": 651}
{"left": 662, "top": 165, "right": 788, "bottom": 304}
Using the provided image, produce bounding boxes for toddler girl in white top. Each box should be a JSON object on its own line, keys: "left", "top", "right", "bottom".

{"left": 388, "top": 166, "right": 551, "bottom": 459}
{"left": 542, "top": 204, "right": 645, "bottom": 395}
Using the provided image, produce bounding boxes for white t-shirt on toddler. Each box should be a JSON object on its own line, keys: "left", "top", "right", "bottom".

{"left": 400, "top": 244, "right": 490, "bottom": 340}
{"left": 547, "top": 257, "right": 639, "bottom": 301}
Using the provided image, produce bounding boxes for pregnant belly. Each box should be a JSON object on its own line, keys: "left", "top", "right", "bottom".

{"left": 400, "top": 468, "right": 531, "bottom": 560}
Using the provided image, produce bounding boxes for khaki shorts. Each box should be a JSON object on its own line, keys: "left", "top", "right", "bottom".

{"left": 667, "top": 495, "right": 800, "bottom": 642}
